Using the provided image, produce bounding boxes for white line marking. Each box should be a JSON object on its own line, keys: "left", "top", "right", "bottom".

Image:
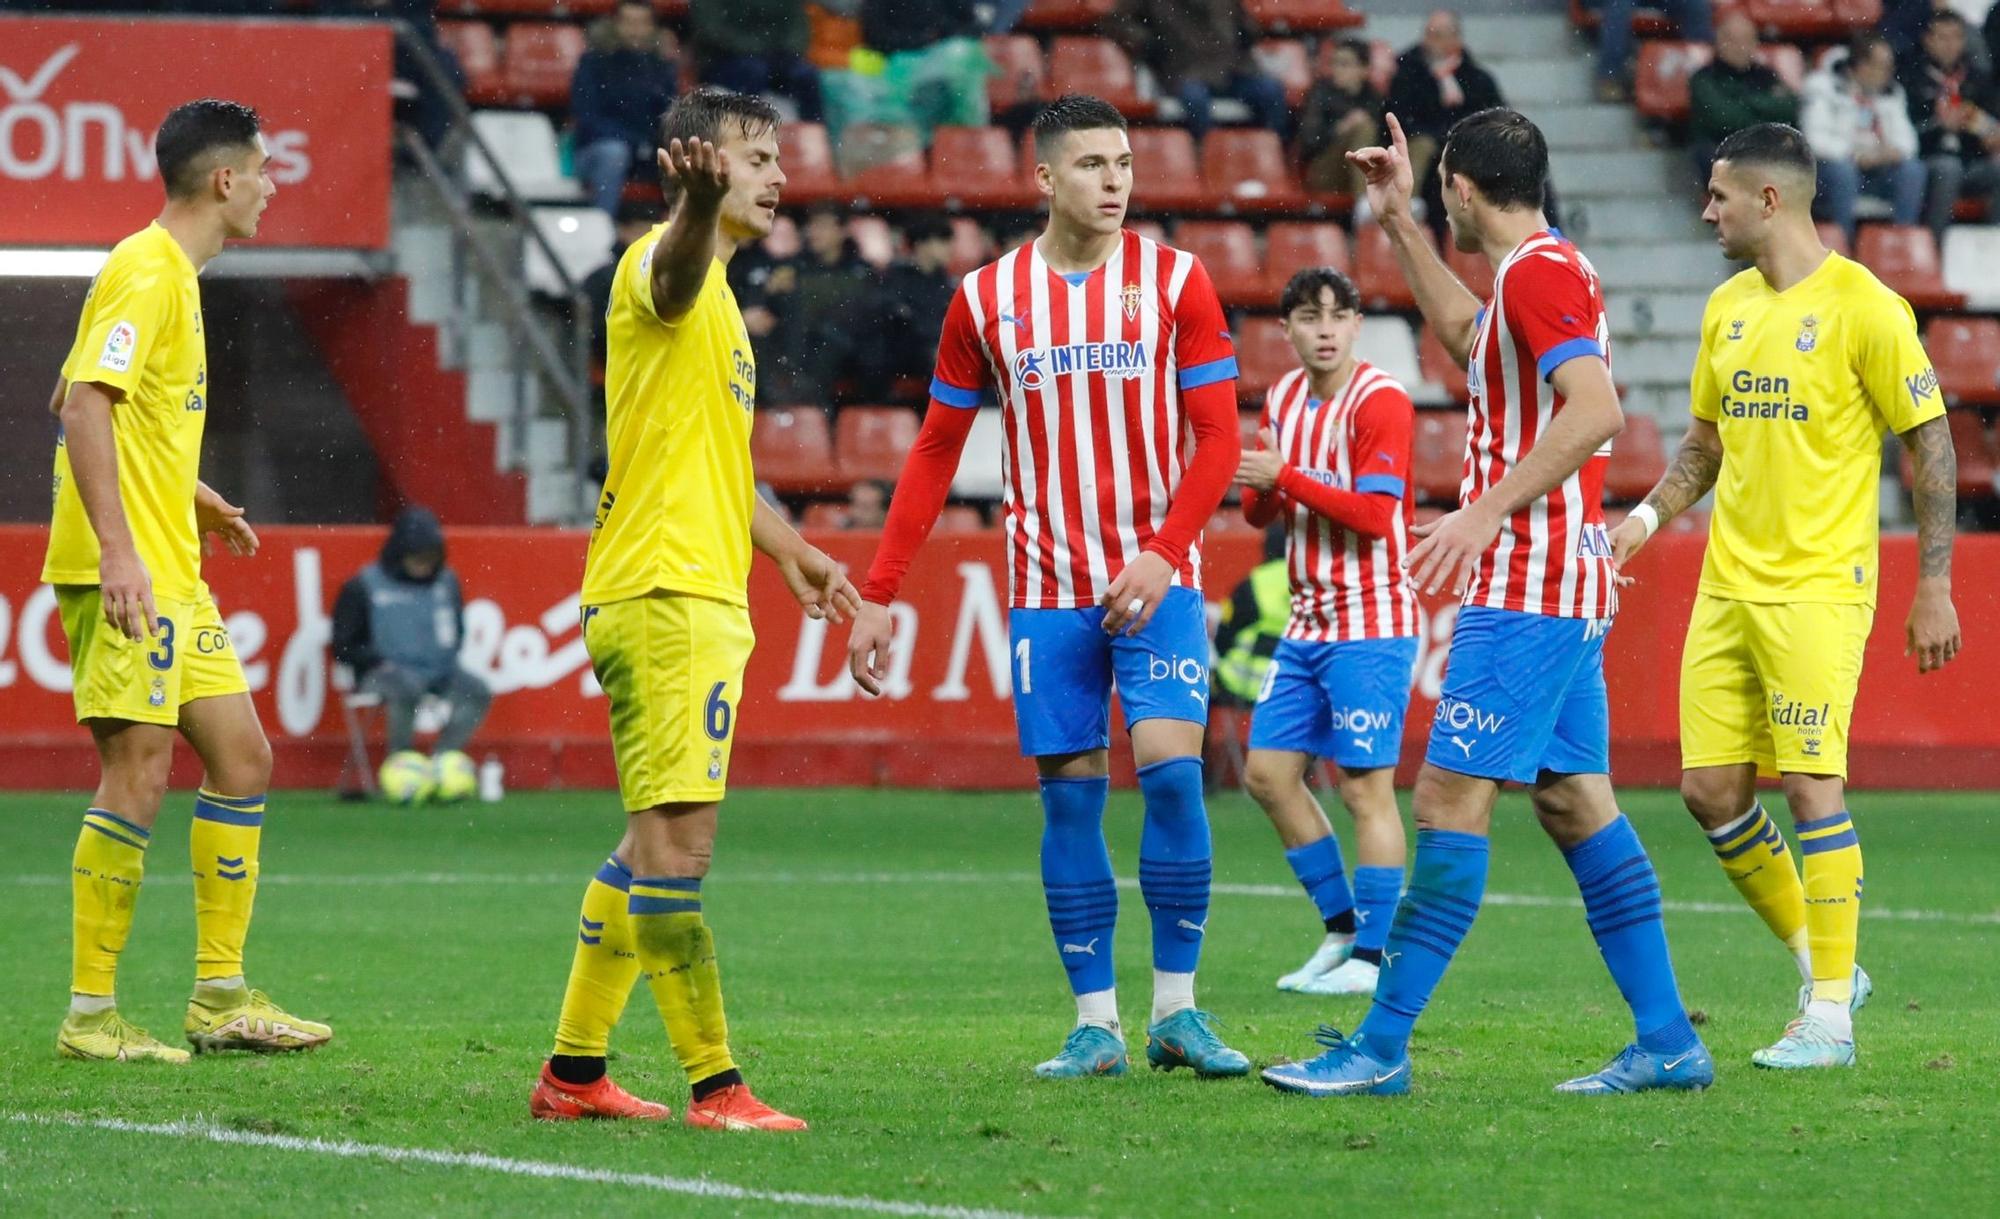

{"left": 4, "top": 1113, "right": 1063, "bottom": 1219}
{"left": 4, "top": 869, "right": 1994, "bottom": 926}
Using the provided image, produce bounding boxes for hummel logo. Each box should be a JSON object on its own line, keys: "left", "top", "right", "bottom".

{"left": 1062, "top": 938, "right": 1100, "bottom": 956}
{"left": 1450, "top": 735, "right": 1476, "bottom": 757}
{"left": 1177, "top": 918, "right": 1207, "bottom": 934}
{"left": 1663, "top": 1051, "right": 1698, "bottom": 1070}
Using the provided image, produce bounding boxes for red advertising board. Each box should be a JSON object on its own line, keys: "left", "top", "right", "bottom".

{"left": 0, "top": 525, "right": 1993, "bottom": 790}
{"left": 0, "top": 17, "right": 392, "bottom": 249}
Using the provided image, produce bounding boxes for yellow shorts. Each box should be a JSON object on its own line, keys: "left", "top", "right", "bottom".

{"left": 584, "top": 591, "right": 755, "bottom": 812}
{"left": 57, "top": 581, "right": 250, "bottom": 727}
{"left": 1679, "top": 593, "right": 1872, "bottom": 779}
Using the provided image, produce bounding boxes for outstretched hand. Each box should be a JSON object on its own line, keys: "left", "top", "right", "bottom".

{"left": 658, "top": 137, "right": 730, "bottom": 210}
{"left": 1346, "top": 112, "right": 1417, "bottom": 225}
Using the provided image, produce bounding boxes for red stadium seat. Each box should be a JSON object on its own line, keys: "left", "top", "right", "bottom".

{"left": 1604, "top": 413, "right": 1667, "bottom": 502}
{"left": 1130, "top": 219, "right": 1169, "bottom": 246}
{"left": 1816, "top": 222, "right": 1850, "bottom": 256}
{"left": 1242, "top": 0, "right": 1364, "bottom": 32}
{"left": 1747, "top": 0, "right": 1877, "bottom": 37}
{"left": 1202, "top": 129, "right": 1306, "bottom": 214}
{"left": 937, "top": 505, "right": 988, "bottom": 531}
{"left": 1126, "top": 127, "right": 1207, "bottom": 212}
{"left": 836, "top": 407, "right": 922, "bottom": 482}
{"left": 1253, "top": 38, "right": 1313, "bottom": 108}
{"left": 1445, "top": 242, "right": 1494, "bottom": 302}
{"left": 1352, "top": 223, "right": 1431, "bottom": 311}
{"left": 1174, "top": 221, "right": 1262, "bottom": 309}
{"left": 1020, "top": 0, "right": 1117, "bottom": 29}
{"left": 438, "top": 21, "right": 505, "bottom": 107}
{"left": 1418, "top": 327, "right": 1469, "bottom": 403}
{"left": 932, "top": 126, "right": 1037, "bottom": 210}
{"left": 500, "top": 23, "right": 586, "bottom": 110}
{"left": 843, "top": 124, "right": 935, "bottom": 208}
{"left": 986, "top": 35, "right": 1046, "bottom": 113}
{"left": 1855, "top": 226, "right": 1964, "bottom": 311}
{"left": 1924, "top": 318, "right": 2000, "bottom": 406}
{"left": 779, "top": 123, "right": 840, "bottom": 206}
{"left": 1412, "top": 410, "right": 1465, "bottom": 504}
{"left": 1045, "top": 38, "right": 1151, "bottom": 117}
{"left": 1634, "top": 41, "right": 1707, "bottom": 122}
{"left": 947, "top": 217, "right": 993, "bottom": 279}
{"left": 753, "top": 409, "right": 838, "bottom": 495}
{"left": 1261, "top": 222, "right": 1351, "bottom": 303}
{"left": 1236, "top": 319, "right": 1299, "bottom": 403}
{"left": 847, "top": 216, "right": 896, "bottom": 268}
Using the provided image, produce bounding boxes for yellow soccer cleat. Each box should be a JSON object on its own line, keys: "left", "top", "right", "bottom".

{"left": 185, "top": 987, "right": 333, "bottom": 1054}
{"left": 58, "top": 1008, "right": 192, "bottom": 1064}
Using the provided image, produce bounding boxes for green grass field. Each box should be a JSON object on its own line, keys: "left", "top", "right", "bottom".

{"left": 2, "top": 786, "right": 1996, "bottom": 1217}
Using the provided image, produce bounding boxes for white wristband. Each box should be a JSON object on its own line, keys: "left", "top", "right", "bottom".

{"left": 1630, "top": 503, "right": 1660, "bottom": 541}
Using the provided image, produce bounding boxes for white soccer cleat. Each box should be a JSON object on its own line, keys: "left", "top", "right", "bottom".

{"left": 1752, "top": 1005, "right": 1855, "bottom": 1070}
{"left": 1796, "top": 963, "right": 1872, "bottom": 1016}
{"left": 1276, "top": 934, "right": 1353, "bottom": 991}
{"left": 1295, "top": 957, "right": 1379, "bottom": 997}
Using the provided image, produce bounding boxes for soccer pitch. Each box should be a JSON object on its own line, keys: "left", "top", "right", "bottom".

{"left": 3, "top": 787, "right": 1996, "bottom": 1217}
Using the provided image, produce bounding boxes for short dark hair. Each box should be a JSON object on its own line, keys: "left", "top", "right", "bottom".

{"left": 155, "top": 98, "right": 261, "bottom": 199}
{"left": 1333, "top": 37, "right": 1370, "bottom": 63}
{"left": 658, "top": 86, "right": 780, "bottom": 206}
{"left": 1847, "top": 30, "right": 1892, "bottom": 68}
{"left": 1439, "top": 106, "right": 1547, "bottom": 211}
{"left": 1030, "top": 93, "right": 1127, "bottom": 164}
{"left": 1279, "top": 266, "right": 1360, "bottom": 316}
{"left": 1713, "top": 122, "right": 1815, "bottom": 179}
{"left": 1922, "top": 9, "right": 1966, "bottom": 36}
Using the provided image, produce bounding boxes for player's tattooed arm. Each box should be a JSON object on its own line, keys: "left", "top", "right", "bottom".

{"left": 1903, "top": 415, "right": 1957, "bottom": 581}
{"left": 1641, "top": 417, "right": 1723, "bottom": 525}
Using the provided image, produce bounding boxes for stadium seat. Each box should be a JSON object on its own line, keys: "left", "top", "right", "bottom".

{"left": 847, "top": 215, "right": 896, "bottom": 268}
{"left": 1174, "top": 221, "right": 1262, "bottom": 309}
{"left": 1202, "top": 129, "right": 1306, "bottom": 214}
{"left": 1412, "top": 410, "right": 1466, "bottom": 504}
{"left": 1253, "top": 38, "right": 1313, "bottom": 107}
{"left": 524, "top": 206, "right": 613, "bottom": 299}
{"left": 1261, "top": 222, "right": 1350, "bottom": 303}
{"left": 753, "top": 408, "right": 838, "bottom": 495}
{"left": 779, "top": 123, "right": 841, "bottom": 207}
{"left": 466, "top": 111, "right": 579, "bottom": 202}
{"left": 1941, "top": 225, "right": 2000, "bottom": 310}
{"left": 1046, "top": 38, "right": 1151, "bottom": 117}
{"left": 1604, "top": 412, "right": 1667, "bottom": 502}
{"left": 1445, "top": 242, "right": 1494, "bottom": 302}
{"left": 986, "top": 35, "right": 1046, "bottom": 114}
{"left": 1235, "top": 318, "right": 1299, "bottom": 402}
{"left": 948, "top": 217, "right": 993, "bottom": 278}
{"left": 800, "top": 502, "right": 849, "bottom": 530}
{"left": 1817, "top": 222, "right": 1850, "bottom": 256}
{"left": 843, "top": 124, "right": 934, "bottom": 209}
{"left": 1130, "top": 219, "right": 1169, "bottom": 246}
{"left": 1353, "top": 223, "right": 1432, "bottom": 311}
{"left": 937, "top": 504, "right": 988, "bottom": 531}
{"left": 1634, "top": 41, "right": 1706, "bottom": 122}
{"left": 438, "top": 21, "right": 505, "bottom": 107}
{"left": 1242, "top": 0, "right": 1364, "bottom": 32}
{"left": 1418, "top": 327, "right": 1469, "bottom": 403}
{"left": 931, "top": 126, "right": 1037, "bottom": 210}
{"left": 1021, "top": 0, "right": 1117, "bottom": 29}
{"left": 1855, "top": 226, "right": 1964, "bottom": 311}
{"left": 1127, "top": 128, "right": 1207, "bottom": 212}
{"left": 837, "top": 406, "right": 921, "bottom": 482}
{"left": 1746, "top": 0, "right": 1878, "bottom": 38}
{"left": 500, "top": 23, "right": 586, "bottom": 110}
{"left": 1357, "top": 316, "right": 1423, "bottom": 391}
{"left": 1924, "top": 318, "right": 2000, "bottom": 406}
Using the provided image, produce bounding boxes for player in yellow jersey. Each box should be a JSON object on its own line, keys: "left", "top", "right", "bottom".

{"left": 529, "top": 88, "right": 858, "bottom": 1132}
{"left": 1611, "top": 123, "right": 1960, "bottom": 1070}
{"left": 44, "top": 99, "right": 331, "bottom": 1063}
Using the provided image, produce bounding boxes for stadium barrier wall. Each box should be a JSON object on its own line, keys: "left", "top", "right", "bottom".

{"left": 0, "top": 15, "right": 391, "bottom": 249}
{"left": 0, "top": 525, "right": 1993, "bottom": 790}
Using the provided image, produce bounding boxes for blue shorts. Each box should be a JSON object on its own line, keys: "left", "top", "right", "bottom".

{"left": 1009, "top": 586, "right": 1211, "bottom": 757}
{"left": 1249, "top": 636, "right": 1418, "bottom": 770}
{"left": 1423, "top": 605, "right": 1611, "bottom": 785}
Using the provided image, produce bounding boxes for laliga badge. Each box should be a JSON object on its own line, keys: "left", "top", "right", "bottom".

{"left": 1795, "top": 314, "right": 1818, "bottom": 353}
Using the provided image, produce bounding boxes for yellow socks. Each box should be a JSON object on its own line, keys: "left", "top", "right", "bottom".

{"left": 1797, "top": 810, "right": 1863, "bottom": 1006}
{"left": 552, "top": 856, "right": 643, "bottom": 1057}
{"left": 191, "top": 790, "right": 265, "bottom": 982}
{"left": 1704, "top": 801, "right": 1811, "bottom": 976}
{"left": 72, "top": 809, "right": 151, "bottom": 997}
{"left": 629, "top": 876, "right": 737, "bottom": 1087}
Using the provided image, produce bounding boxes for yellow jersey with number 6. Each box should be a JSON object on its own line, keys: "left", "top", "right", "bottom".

{"left": 42, "top": 222, "right": 207, "bottom": 602}
{"left": 1689, "top": 252, "right": 1941, "bottom": 608}
{"left": 583, "top": 231, "right": 756, "bottom": 608}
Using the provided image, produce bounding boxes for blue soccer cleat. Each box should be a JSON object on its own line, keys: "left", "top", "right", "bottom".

{"left": 1146, "top": 1008, "right": 1250, "bottom": 1077}
{"left": 1032, "top": 1024, "right": 1128, "bottom": 1079}
{"left": 1555, "top": 1041, "right": 1715, "bottom": 1094}
{"left": 1259, "top": 1025, "right": 1410, "bottom": 1097}
{"left": 1796, "top": 963, "right": 1872, "bottom": 1016}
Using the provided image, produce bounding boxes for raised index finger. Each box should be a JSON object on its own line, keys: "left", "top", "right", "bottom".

{"left": 1386, "top": 112, "right": 1408, "bottom": 158}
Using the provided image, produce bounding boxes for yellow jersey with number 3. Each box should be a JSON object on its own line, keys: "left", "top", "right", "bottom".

{"left": 42, "top": 222, "right": 207, "bottom": 602}
{"left": 582, "top": 229, "right": 756, "bottom": 608}
{"left": 1689, "top": 252, "right": 1941, "bottom": 608}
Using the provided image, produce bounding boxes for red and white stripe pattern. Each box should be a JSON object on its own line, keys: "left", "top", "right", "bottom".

{"left": 943, "top": 230, "right": 1234, "bottom": 609}
{"left": 1460, "top": 230, "right": 1617, "bottom": 619}
{"left": 1263, "top": 363, "right": 1420, "bottom": 641}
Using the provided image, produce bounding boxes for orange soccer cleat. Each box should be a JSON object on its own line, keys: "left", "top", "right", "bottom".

{"left": 684, "top": 1083, "right": 809, "bottom": 1132}
{"left": 529, "top": 1063, "right": 673, "bottom": 1121}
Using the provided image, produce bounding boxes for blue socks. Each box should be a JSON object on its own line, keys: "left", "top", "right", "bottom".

{"left": 1039, "top": 775, "right": 1117, "bottom": 996}
{"left": 1352, "top": 864, "right": 1404, "bottom": 957}
{"left": 1564, "top": 815, "right": 1699, "bottom": 1056}
{"left": 1357, "top": 829, "right": 1488, "bottom": 1061}
{"left": 1284, "top": 836, "right": 1355, "bottom": 930}
{"left": 1136, "top": 757, "right": 1211, "bottom": 974}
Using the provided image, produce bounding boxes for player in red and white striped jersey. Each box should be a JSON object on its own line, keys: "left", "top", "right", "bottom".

{"left": 1233, "top": 267, "right": 1421, "bottom": 1000}
{"left": 847, "top": 96, "right": 1246, "bottom": 1082}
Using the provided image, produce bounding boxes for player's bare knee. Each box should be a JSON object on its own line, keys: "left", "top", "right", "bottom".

{"left": 1779, "top": 773, "right": 1846, "bottom": 822}
{"left": 211, "top": 731, "right": 274, "bottom": 797}
{"left": 1036, "top": 750, "right": 1109, "bottom": 781}
{"left": 1242, "top": 753, "right": 1297, "bottom": 810}
{"left": 1337, "top": 768, "right": 1395, "bottom": 822}
{"left": 1679, "top": 772, "right": 1748, "bottom": 829}
{"left": 98, "top": 738, "right": 173, "bottom": 823}
{"left": 1411, "top": 766, "right": 1487, "bottom": 834}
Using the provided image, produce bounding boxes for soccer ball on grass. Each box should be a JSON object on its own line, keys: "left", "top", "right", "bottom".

{"left": 378, "top": 750, "right": 436, "bottom": 805}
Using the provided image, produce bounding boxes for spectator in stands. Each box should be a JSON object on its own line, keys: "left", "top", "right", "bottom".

{"left": 585, "top": 199, "right": 662, "bottom": 367}
{"left": 766, "top": 205, "right": 878, "bottom": 405}
{"left": 692, "top": 0, "right": 824, "bottom": 121}
{"left": 331, "top": 507, "right": 493, "bottom": 766}
{"left": 1297, "top": 37, "right": 1385, "bottom": 195}
{"left": 846, "top": 480, "right": 891, "bottom": 528}
{"left": 1590, "top": 0, "right": 1712, "bottom": 104}
{"left": 1890, "top": 0, "right": 1993, "bottom": 73}
{"left": 1902, "top": 10, "right": 2000, "bottom": 232}
{"left": 571, "top": 1, "right": 681, "bottom": 215}
{"left": 324, "top": 0, "right": 464, "bottom": 150}
{"left": 867, "top": 212, "right": 958, "bottom": 404}
{"left": 1107, "top": 0, "right": 1289, "bottom": 140}
{"left": 996, "top": 218, "right": 1039, "bottom": 253}
{"left": 1688, "top": 10, "right": 1801, "bottom": 174}
{"left": 1803, "top": 33, "right": 1928, "bottom": 238}
{"left": 1387, "top": 10, "right": 1503, "bottom": 234}
{"left": 860, "top": 0, "right": 977, "bottom": 50}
